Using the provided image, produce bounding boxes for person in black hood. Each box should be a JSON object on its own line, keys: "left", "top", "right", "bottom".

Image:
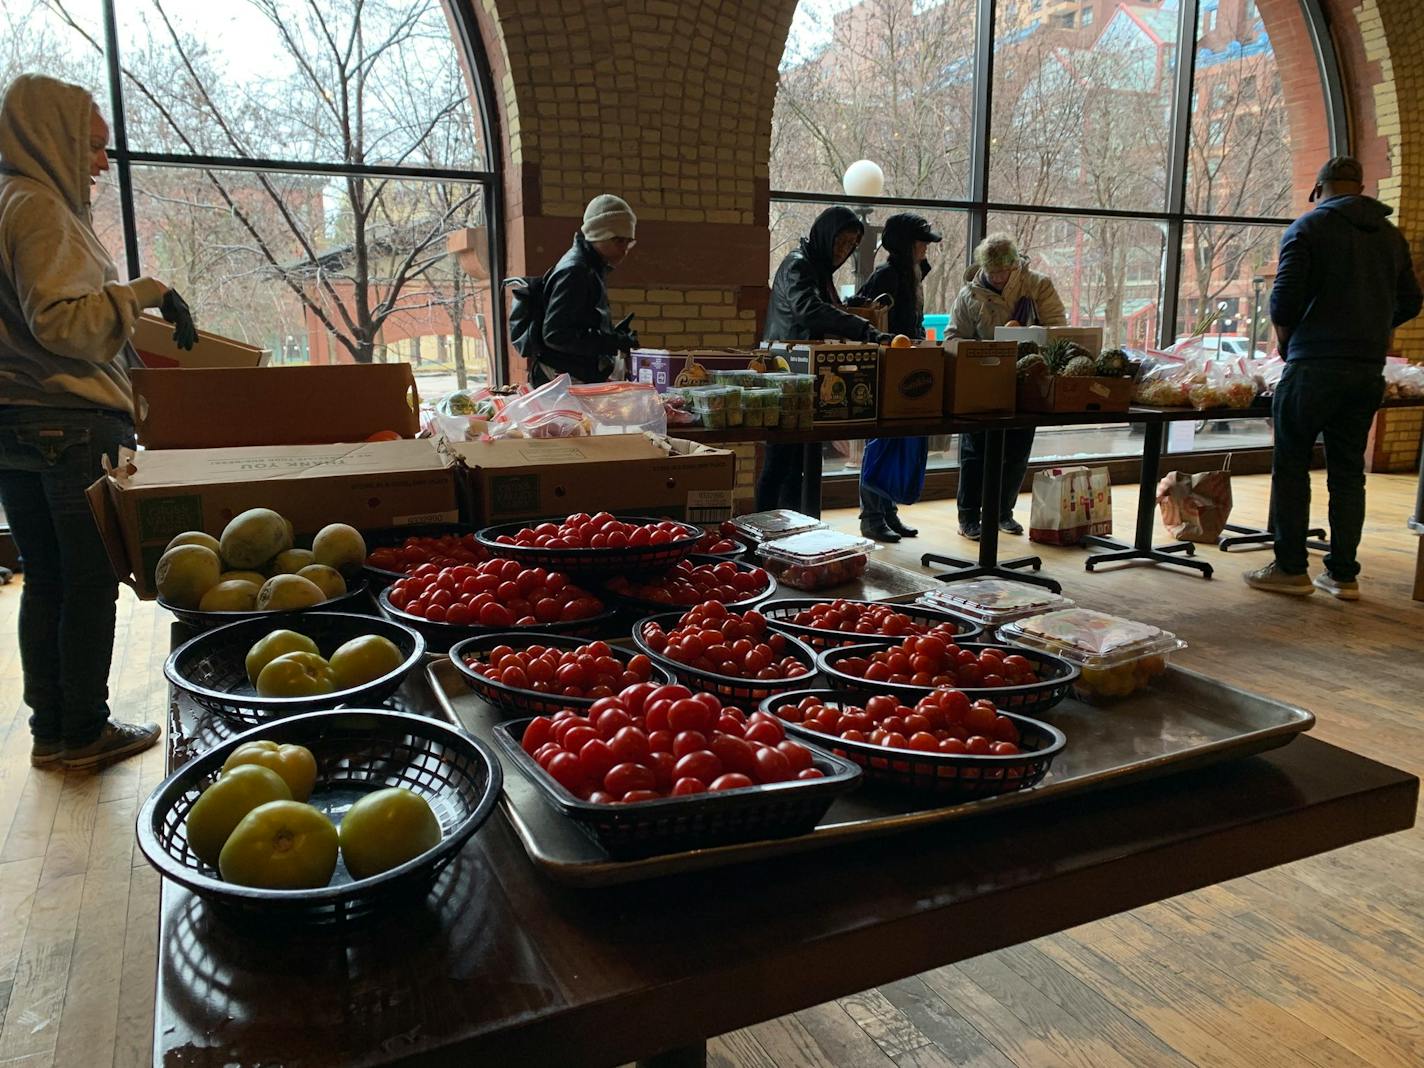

{"left": 758, "top": 206, "right": 890, "bottom": 510}
{"left": 853, "top": 213, "right": 941, "bottom": 541}
{"left": 533, "top": 194, "right": 639, "bottom": 386}
{"left": 1245, "top": 157, "right": 1422, "bottom": 600}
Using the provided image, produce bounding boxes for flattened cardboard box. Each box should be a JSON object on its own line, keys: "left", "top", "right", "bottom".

{"left": 87, "top": 439, "right": 459, "bottom": 598}
{"left": 129, "top": 363, "right": 420, "bottom": 450}
{"left": 452, "top": 434, "right": 735, "bottom": 525}
{"left": 131, "top": 314, "right": 268, "bottom": 369}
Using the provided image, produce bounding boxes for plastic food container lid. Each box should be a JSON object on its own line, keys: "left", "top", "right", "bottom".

{"left": 996, "top": 608, "right": 1186, "bottom": 668}
{"left": 729, "top": 509, "right": 826, "bottom": 543}
{"left": 917, "top": 579, "right": 1074, "bottom": 624}
{"left": 756, "top": 529, "right": 876, "bottom": 566}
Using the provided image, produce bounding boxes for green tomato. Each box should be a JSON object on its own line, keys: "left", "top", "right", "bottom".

{"left": 185, "top": 764, "right": 292, "bottom": 867}
{"left": 338, "top": 787, "right": 442, "bottom": 880}
{"left": 219, "top": 800, "right": 339, "bottom": 889}
{"left": 221, "top": 740, "right": 318, "bottom": 802}
{"left": 328, "top": 634, "right": 403, "bottom": 689}
{"left": 256, "top": 651, "right": 337, "bottom": 698}
{"left": 245, "top": 629, "right": 319, "bottom": 686}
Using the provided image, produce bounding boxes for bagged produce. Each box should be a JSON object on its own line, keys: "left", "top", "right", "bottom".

{"left": 428, "top": 385, "right": 526, "bottom": 441}
{"left": 1186, "top": 357, "right": 1258, "bottom": 409}
{"left": 1132, "top": 357, "right": 1192, "bottom": 407}
{"left": 860, "top": 436, "right": 929, "bottom": 505}
{"left": 488, "top": 374, "right": 596, "bottom": 439}
{"left": 1156, "top": 469, "right": 1233, "bottom": 542}
{"left": 1029, "top": 466, "right": 1111, "bottom": 546}
{"left": 1384, "top": 359, "right": 1424, "bottom": 400}
{"left": 569, "top": 381, "right": 667, "bottom": 435}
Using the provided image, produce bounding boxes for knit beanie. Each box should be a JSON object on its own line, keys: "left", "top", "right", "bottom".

{"left": 582, "top": 194, "right": 637, "bottom": 242}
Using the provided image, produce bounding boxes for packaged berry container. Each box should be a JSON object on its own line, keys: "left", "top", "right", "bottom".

{"left": 687, "top": 385, "right": 737, "bottom": 412}
{"left": 729, "top": 509, "right": 827, "bottom": 545}
{"left": 997, "top": 608, "right": 1186, "bottom": 701}
{"left": 917, "top": 579, "right": 1075, "bottom": 627}
{"left": 757, "top": 530, "right": 876, "bottom": 592}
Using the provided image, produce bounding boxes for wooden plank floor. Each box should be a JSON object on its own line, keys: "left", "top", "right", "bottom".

{"left": 0, "top": 472, "right": 1420, "bottom": 1068}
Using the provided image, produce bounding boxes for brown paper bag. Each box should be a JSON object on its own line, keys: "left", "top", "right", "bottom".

{"left": 1156, "top": 470, "right": 1233, "bottom": 542}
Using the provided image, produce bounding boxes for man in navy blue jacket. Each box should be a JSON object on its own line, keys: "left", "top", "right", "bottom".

{"left": 1245, "top": 157, "right": 1422, "bottom": 599}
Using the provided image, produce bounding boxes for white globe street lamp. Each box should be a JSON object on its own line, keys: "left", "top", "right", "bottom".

{"left": 842, "top": 159, "right": 885, "bottom": 199}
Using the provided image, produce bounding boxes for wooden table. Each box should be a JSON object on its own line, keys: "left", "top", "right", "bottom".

{"left": 152, "top": 652, "right": 1418, "bottom": 1067}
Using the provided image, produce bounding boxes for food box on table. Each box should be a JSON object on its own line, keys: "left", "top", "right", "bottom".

{"left": 1047, "top": 326, "right": 1105, "bottom": 353}
{"left": 756, "top": 529, "right": 875, "bottom": 591}
{"left": 450, "top": 433, "right": 735, "bottom": 526}
{"left": 129, "top": 363, "right": 420, "bottom": 449}
{"left": 767, "top": 342, "right": 879, "bottom": 424}
{"left": 86, "top": 440, "right": 460, "bottom": 599}
{"left": 997, "top": 608, "right": 1185, "bottom": 701}
{"left": 132, "top": 314, "right": 268, "bottom": 369}
{"left": 878, "top": 344, "right": 944, "bottom": 420}
{"left": 631, "top": 349, "right": 806, "bottom": 392}
{"left": 1016, "top": 372, "right": 1133, "bottom": 413}
{"left": 943, "top": 340, "right": 1016, "bottom": 414}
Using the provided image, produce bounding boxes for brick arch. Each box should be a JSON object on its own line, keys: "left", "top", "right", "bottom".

{"left": 1254, "top": 0, "right": 1334, "bottom": 215}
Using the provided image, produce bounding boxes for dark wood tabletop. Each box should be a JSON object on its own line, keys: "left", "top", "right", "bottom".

{"left": 153, "top": 665, "right": 1418, "bottom": 1068}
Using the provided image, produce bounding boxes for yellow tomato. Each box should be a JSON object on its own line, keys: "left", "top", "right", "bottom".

{"left": 222, "top": 740, "right": 319, "bottom": 802}
{"left": 245, "top": 629, "right": 319, "bottom": 685}
{"left": 338, "top": 788, "right": 442, "bottom": 880}
{"left": 256, "top": 651, "right": 337, "bottom": 698}
{"left": 219, "top": 800, "right": 338, "bottom": 889}
{"left": 328, "top": 635, "right": 404, "bottom": 689}
{"left": 185, "top": 764, "right": 292, "bottom": 867}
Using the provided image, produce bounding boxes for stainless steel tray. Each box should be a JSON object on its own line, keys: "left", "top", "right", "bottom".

{"left": 427, "top": 659, "right": 1314, "bottom": 887}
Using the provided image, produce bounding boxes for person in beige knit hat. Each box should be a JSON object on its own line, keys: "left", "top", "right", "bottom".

{"left": 534, "top": 194, "right": 639, "bottom": 384}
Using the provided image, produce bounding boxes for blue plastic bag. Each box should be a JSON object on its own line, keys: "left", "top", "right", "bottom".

{"left": 861, "top": 437, "right": 929, "bottom": 505}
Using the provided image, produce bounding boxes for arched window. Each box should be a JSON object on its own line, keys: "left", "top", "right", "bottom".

{"left": 773, "top": 0, "right": 1340, "bottom": 470}
{"left": 1, "top": 0, "right": 501, "bottom": 389}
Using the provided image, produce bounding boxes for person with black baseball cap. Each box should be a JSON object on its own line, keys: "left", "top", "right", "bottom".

{"left": 1244, "top": 156, "right": 1422, "bottom": 600}
{"left": 854, "top": 213, "right": 942, "bottom": 541}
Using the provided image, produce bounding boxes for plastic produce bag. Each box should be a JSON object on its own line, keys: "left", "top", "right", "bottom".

{"left": 1157, "top": 470, "right": 1233, "bottom": 542}
{"left": 1187, "top": 358, "right": 1257, "bottom": 410}
{"left": 1029, "top": 466, "right": 1111, "bottom": 546}
{"left": 569, "top": 382, "right": 667, "bottom": 435}
{"left": 430, "top": 385, "right": 526, "bottom": 441}
{"left": 860, "top": 437, "right": 929, "bottom": 505}
{"left": 1132, "top": 357, "right": 1191, "bottom": 407}
{"left": 488, "top": 374, "right": 597, "bottom": 439}
{"left": 1384, "top": 359, "right": 1424, "bottom": 400}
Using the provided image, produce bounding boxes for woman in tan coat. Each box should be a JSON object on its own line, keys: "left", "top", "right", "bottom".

{"left": 950, "top": 234, "right": 1066, "bottom": 539}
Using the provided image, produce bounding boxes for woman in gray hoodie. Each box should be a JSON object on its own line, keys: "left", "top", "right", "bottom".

{"left": 0, "top": 74, "right": 192, "bottom": 771}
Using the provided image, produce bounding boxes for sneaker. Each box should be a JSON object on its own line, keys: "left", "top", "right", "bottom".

{"left": 1313, "top": 572, "right": 1361, "bottom": 601}
{"left": 62, "top": 720, "right": 161, "bottom": 771}
{"left": 958, "top": 520, "right": 982, "bottom": 541}
{"left": 999, "top": 517, "right": 1025, "bottom": 536}
{"left": 1243, "top": 563, "right": 1314, "bottom": 596}
{"left": 30, "top": 740, "right": 64, "bottom": 769}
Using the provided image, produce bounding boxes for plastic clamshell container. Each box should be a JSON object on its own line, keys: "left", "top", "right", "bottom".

{"left": 917, "top": 578, "right": 1075, "bottom": 626}
{"left": 729, "top": 509, "right": 827, "bottom": 544}
{"left": 996, "top": 608, "right": 1186, "bottom": 701}
{"left": 756, "top": 530, "right": 876, "bottom": 592}
{"left": 764, "top": 372, "right": 816, "bottom": 396}
{"left": 687, "top": 385, "right": 737, "bottom": 411}
{"left": 743, "top": 386, "right": 781, "bottom": 410}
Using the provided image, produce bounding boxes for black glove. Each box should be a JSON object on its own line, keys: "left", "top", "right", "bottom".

{"left": 160, "top": 289, "right": 197, "bottom": 351}
{"left": 615, "top": 328, "right": 639, "bottom": 352}
{"left": 615, "top": 312, "right": 636, "bottom": 331}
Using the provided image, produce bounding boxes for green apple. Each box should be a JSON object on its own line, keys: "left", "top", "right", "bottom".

{"left": 256, "top": 652, "right": 337, "bottom": 698}
{"left": 185, "top": 764, "right": 292, "bottom": 867}
{"left": 328, "top": 634, "right": 403, "bottom": 689}
{"left": 338, "top": 787, "right": 441, "bottom": 879}
{"left": 245, "top": 629, "right": 319, "bottom": 686}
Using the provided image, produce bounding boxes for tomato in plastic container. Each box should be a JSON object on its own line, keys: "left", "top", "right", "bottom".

{"left": 756, "top": 530, "right": 875, "bottom": 592}
{"left": 996, "top": 608, "right": 1185, "bottom": 701}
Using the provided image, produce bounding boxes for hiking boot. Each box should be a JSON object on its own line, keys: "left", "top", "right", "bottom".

{"left": 958, "top": 520, "right": 982, "bottom": 541}
{"left": 1243, "top": 563, "right": 1314, "bottom": 596}
{"left": 860, "top": 519, "right": 901, "bottom": 543}
{"left": 999, "top": 517, "right": 1025, "bottom": 536}
{"left": 1312, "top": 572, "right": 1361, "bottom": 601}
{"left": 30, "top": 739, "right": 64, "bottom": 769}
{"left": 63, "top": 720, "right": 161, "bottom": 771}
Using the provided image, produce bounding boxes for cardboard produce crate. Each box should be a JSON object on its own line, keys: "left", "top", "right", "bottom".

{"left": 129, "top": 363, "right": 420, "bottom": 450}
{"left": 452, "top": 434, "right": 736, "bottom": 525}
{"left": 1018, "top": 372, "right": 1133, "bottom": 413}
{"left": 878, "top": 345, "right": 944, "bottom": 420}
{"left": 943, "top": 340, "right": 1016, "bottom": 415}
{"left": 1046, "top": 325, "right": 1105, "bottom": 353}
{"left": 132, "top": 314, "right": 269, "bottom": 369}
{"left": 86, "top": 439, "right": 459, "bottom": 598}
{"left": 631, "top": 349, "right": 806, "bottom": 392}
{"left": 774, "top": 342, "right": 879, "bottom": 423}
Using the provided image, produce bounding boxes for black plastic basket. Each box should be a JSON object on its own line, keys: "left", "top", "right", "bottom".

{"left": 817, "top": 642, "right": 1079, "bottom": 717}
{"left": 760, "top": 689, "right": 1065, "bottom": 798}
{"left": 376, "top": 585, "right": 621, "bottom": 654}
{"left": 475, "top": 515, "right": 702, "bottom": 577}
{"left": 164, "top": 612, "right": 427, "bottom": 727}
{"left": 762, "top": 598, "right": 985, "bottom": 651}
{"left": 135, "top": 709, "right": 502, "bottom": 924}
{"left": 158, "top": 580, "right": 373, "bottom": 630}
{"left": 360, "top": 523, "right": 485, "bottom": 589}
{"left": 632, "top": 611, "right": 820, "bottom": 705}
{"left": 492, "top": 717, "right": 860, "bottom": 859}
{"left": 448, "top": 632, "right": 674, "bottom": 718}
{"left": 600, "top": 555, "right": 777, "bottom": 615}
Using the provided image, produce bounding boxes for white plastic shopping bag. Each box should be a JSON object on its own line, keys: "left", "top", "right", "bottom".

{"left": 1029, "top": 466, "right": 1112, "bottom": 546}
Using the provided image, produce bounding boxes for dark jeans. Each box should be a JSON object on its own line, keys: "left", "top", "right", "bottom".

{"left": 0, "top": 406, "right": 134, "bottom": 747}
{"left": 957, "top": 428, "right": 1035, "bottom": 523}
{"left": 1271, "top": 361, "right": 1384, "bottom": 581}
{"left": 756, "top": 443, "right": 804, "bottom": 511}
{"left": 858, "top": 484, "right": 898, "bottom": 522}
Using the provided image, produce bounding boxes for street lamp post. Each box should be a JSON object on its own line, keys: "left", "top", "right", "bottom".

{"left": 842, "top": 160, "right": 885, "bottom": 290}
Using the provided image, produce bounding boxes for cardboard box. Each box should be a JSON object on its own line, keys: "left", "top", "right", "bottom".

{"left": 1018, "top": 374, "right": 1133, "bottom": 413}
{"left": 993, "top": 325, "right": 1048, "bottom": 348}
{"left": 86, "top": 439, "right": 459, "bottom": 598}
{"left": 878, "top": 346, "right": 944, "bottom": 420}
{"left": 776, "top": 343, "right": 879, "bottom": 423}
{"left": 1046, "top": 326, "right": 1105, "bottom": 353}
{"left": 943, "top": 340, "right": 1017, "bottom": 414}
{"left": 129, "top": 363, "right": 420, "bottom": 449}
{"left": 452, "top": 434, "right": 736, "bottom": 525}
{"left": 131, "top": 314, "right": 269, "bottom": 369}
{"left": 631, "top": 349, "right": 805, "bottom": 391}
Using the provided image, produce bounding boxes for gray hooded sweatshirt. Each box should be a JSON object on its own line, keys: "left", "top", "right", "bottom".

{"left": 0, "top": 74, "right": 166, "bottom": 412}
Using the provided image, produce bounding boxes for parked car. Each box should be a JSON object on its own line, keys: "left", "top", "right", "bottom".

{"left": 1171, "top": 335, "right": 1269, "bottom": 361}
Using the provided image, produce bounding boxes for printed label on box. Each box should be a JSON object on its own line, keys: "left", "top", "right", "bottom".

{"left": 392, "top": 510, "right": 461, "bottom": 525}
{"left": 136, "top": 494, "right": 203, "bottom": 541}
{"left": 686, "top": 490, "right": 734, "bottom": 525}
{"left": 488, "top": 473, "right": 541, "bottom": 515}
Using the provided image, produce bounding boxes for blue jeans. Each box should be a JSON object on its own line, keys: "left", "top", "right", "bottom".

{"left": 957, "top": 428, "right": 1035, "bottom": 523}
{"left": 1271, "top": 361, "right": 1384, "bottom": 581}
{"left": 0, "top": 406, "right": 134, "bottom": 747}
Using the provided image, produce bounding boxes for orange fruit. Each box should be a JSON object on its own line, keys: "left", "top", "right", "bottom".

{"left": 890, "top": 334, "right": 912, "bottom": 348}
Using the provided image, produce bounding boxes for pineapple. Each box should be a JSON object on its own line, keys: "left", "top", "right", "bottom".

{"left": 1096, "top": 348, "right": 1130, "bottom": 377}
{"left": 1016, "top": 353, "right": 1049, "bottom": 380}
{"left": 1061, "top": 355, "right": 1097, "bottom": 377}
{"left": 1043, "top": 339, "right": 1074, "bottom": 374}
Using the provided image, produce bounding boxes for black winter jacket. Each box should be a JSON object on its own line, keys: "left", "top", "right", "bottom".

{"left": 764, "top": 206, "right": 884, "bottom": 343}
{"left": 856, "top": 255, "right": 930, "bottom": 339}
{"left": 539, "top": 233, "right": 622, "bottom": 383}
